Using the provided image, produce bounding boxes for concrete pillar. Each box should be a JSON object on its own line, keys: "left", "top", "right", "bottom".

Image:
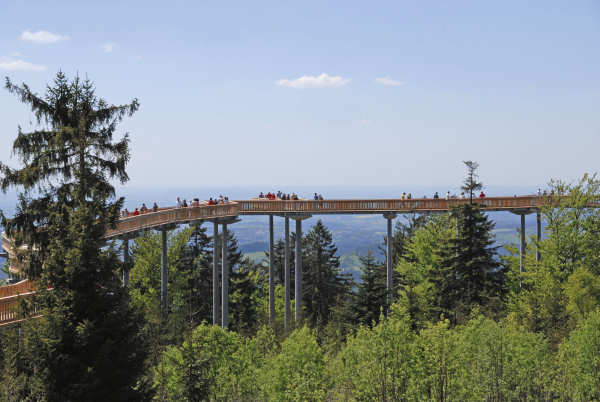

{"left": 161, "top": 229, "right": 168, "bottom": 319}
{"left": 222, "top": 224, "right": 229, "bottom": 328}
{"left": 268, "top": 215, "right": 275, "bottom": 325}
{"left": 213, "top": 221, "right": 220, "bottom": 326}
{"left": 520, "top": 214, "right": 526, "bottom": 276}
{"left": 284, "top": 216, "right": 290, "bottom": 330}
{"left": 295, "top": 219, "right": 303, "bottom": 324}
{"left": 122, "top": 238, "right": 129, "bottom": 287}
{"left": 385, "top": 214, "right": 395, "bottom": 302}
{"left": 536, "top": 210, "right": 541, "bottom": 262}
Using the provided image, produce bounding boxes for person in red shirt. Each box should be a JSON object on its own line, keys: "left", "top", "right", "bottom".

{"left": 479, "top": 191, "right": 486, "bottom": 198}
{"left": 133, "top": 208, "right": 140, "bottom": 216}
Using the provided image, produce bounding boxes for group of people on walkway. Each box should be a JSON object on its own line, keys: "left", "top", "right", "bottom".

{"left": 258, "top": 191, "right": 305, "bottom": 200}
{"left": 121, "top": 202, "right": 159, "bottom": 217}
{"left": 206, "top": 196, "right": 230, "bottom": 205}
{"left": 429, "top": 191, "right": 486, "bottom": 199}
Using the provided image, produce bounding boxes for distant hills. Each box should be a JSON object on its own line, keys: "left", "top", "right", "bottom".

{"left": 0, "top": 185, "right": 542, "bottom": 280}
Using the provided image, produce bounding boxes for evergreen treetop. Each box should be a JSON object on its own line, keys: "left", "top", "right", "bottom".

{"left": 461, "top": 160, "right": 483, "bottom": 203}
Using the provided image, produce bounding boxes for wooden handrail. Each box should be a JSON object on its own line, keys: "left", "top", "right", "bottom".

{"left": 236, "top": 196, "right": 547, "bottom": 214}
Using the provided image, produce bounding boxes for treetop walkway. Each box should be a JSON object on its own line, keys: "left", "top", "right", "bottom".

{"left": 0, "top": 195, "right": 555, "bottom": 327}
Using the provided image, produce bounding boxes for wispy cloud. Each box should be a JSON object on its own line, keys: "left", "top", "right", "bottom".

{"left": 0, "top": 58, "right": 47, "bottom": 72}
{"left": 102, "top": 42, "right": 115, "bottom": 53}
{"left": 359, "top": 119, "right": 372, "bottom": 126}
{"left": 276, "top": 73, "right": 351, "bottom": 89}
{"left": 375, "top": 76, "right": 405, "bottom": 86}
{"left": 20, "top": 30, "right": 68, "bottom": 44}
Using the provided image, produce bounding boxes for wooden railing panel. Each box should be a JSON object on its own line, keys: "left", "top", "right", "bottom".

{"left": 0, "top": 291, "right": 36, "bottom": 326}
{"left": 105, "top": 203, "right": 239, "bottom": 238}
{"left": 0, "top": 279, "right": 36, "bottom": 298}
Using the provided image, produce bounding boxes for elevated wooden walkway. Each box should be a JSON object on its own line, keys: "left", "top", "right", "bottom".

{"left": 0, "top": 194, "right": 557, "bottom": 327}
{"left": 106, "top": 195, "right": 544, "bottom": 238}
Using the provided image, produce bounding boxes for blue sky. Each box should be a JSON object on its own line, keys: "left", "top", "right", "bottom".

{"left": 1, "top": 0, "right": 599, "bottom": 189}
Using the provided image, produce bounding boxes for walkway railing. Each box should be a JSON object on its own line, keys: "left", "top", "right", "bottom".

{"left": 0, "top": 279, "right": 36, "bottom": 298}
{"left": 237, "top": 196, "right": 546, "bottom": 214}
{"left": 0, "top": 291, "right": 37, "bottom": 326}
{"left": 105, "top": 203, "right": 239, "bottom": 238}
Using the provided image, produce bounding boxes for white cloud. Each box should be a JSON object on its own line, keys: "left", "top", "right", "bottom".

{"left": 375, "top": 76, "right": 405, "bottom": 86}
{"left": 359, "top": 119, "right": 372, "bottom": 126}
{"left": 102, "top": 42, "right": 115, "bottom": 53}
{"left": 20, "top": 30, "right": 68, "bottom": 44}
{"left": 0, "top": 59, "right": 46, "bottom": 72}
{"left": 276, "top": 73, "right": 350, "bottom": 89}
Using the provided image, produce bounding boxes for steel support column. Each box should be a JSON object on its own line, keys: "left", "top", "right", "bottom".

{"left": 284, "top": 216, "right": 290, "bottom": 330}
{"left": 536, "top": 210, "right": 541, "bottom": 262}
{"left": 384, "top": 213, "right": 396, "bottom": 306}
{"left": 161, "top": 229, "right": 168, "bottom": 319}
{"left": 520, "top": 214, "right": 526, "bottom": 276}
{"left": 213, "top": 221, "right": 220, "bottom": 326}
{"left": 222, "top": 223, "right": 229, "bottom": 328}
{"left": 122, "top": 238, "right": 129, "bottom": 287}
{"left": 295, "top": 219, "right": 303, "bottom": 324}
{"left": 268, "top": 215, "right": 275, "bottom": 325}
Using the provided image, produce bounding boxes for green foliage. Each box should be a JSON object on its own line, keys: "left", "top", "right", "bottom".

{"left": 564, "top": 266, "right": 600, "bottom": 325}
{"left": 129, "top": 228, "right": 193, "bottom": 341}
{"left": 260, "top": 326, "right": 329, "bottom": 401}
{"left": 506, "top": 175, "right": 600, "bottom": 344}
{"left": 434, "top": 204, "right": 506, "bottom": 323}
{"left": 395, "top": 213, "right": 455, "bottom": 328}
{"left": 414, "top": 319, "right": 457, "bottom": 401}
{"left": 461, "top": 160, "right": 483, "bottom": 202}
{"left": 542, "top": 174, "right": 600, "bottom": 279}
{"left": 153, "top": 323, "right": 241, "bottom": 401}
{"left": 554, "top": 310, "right": 600, "bottom": 401}
{"left": 352, "top": 250, "right": 387, "bottom": 326}
{"left": 452, "top": 316, "right": 552, "bottom": 401}
{"left": 0, "top": 72, "right": 147, "bottom": 401}
{"left": 334, "top": 316, "right": 417, "bottom": 401}
{"left": 302, "top": 220, "right": 352, "bottom": 327}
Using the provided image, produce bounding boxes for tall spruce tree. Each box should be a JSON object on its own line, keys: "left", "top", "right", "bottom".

{"left": 353, "top": 250, "right": 387, "bottom": 326}
{"left": 179, "top": 224, "right": 213, "bottom": 327}
{"left": 433, "top": 162, "right": 506, "bottom": 322}
{"left": 0, "top": 73, "right": 147, "bottom": 401}
{"left": 302, "top": 220, "right": 351, "bottom": 327}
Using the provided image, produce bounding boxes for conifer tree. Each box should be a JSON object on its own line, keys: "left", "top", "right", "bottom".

{"left": 265, "top": 235, "right": 296, "bottom": 297}
{"left": 433, "top": 162, "right": 506, "bottom": 322}
{"left": 352, "top": 250, "right": 387, "bottom": 326}
{"left": 179, "top": 224, "right": 213, "bottom": 326}
{"left": 0, "top": 73, "right": 147, "bottom": 401}
{"left": 265, "top": 239, "right": 286, "bottom": 285}
{"left": 302, "top": 220, "right": 351, "bottom": 327}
